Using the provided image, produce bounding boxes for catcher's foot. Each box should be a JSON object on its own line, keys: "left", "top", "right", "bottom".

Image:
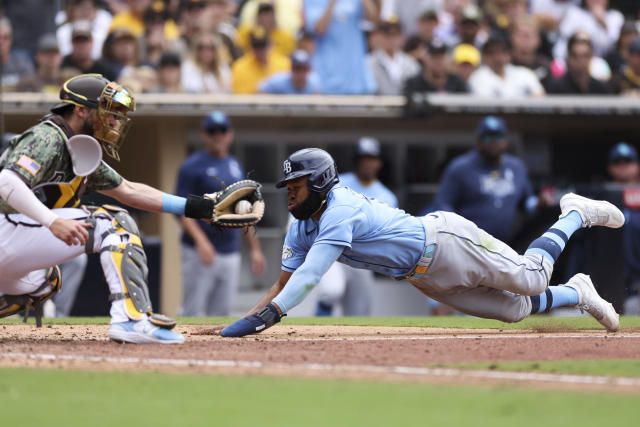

{"left": 109, "top": 319, "right": 184, "bottom": 344}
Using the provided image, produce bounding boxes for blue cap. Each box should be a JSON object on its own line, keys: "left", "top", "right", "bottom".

{"left": 356, "top": 136, "right": 381, "bottom": 157}
{"left": 609, "top": 142, "right": 638, "bottom": 163}
{"left": 202, "top": 110, "right": 231, "bottom": 132}
{"left": 476, "top": 116, "right": 507, "bottom": 140}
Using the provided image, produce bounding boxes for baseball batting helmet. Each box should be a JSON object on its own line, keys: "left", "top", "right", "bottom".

{"left": 276, "top": 148, "right": 339, "bottom": 192}
{"left": 51, "top": 74, "right": 136, "bottom": 161}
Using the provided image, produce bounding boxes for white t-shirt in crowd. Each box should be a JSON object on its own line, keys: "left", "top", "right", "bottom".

{"left": 468, "top": 64, "right": 545, "bottom": 97}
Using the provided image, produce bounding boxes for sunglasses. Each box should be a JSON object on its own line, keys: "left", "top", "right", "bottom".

{"left": 479, "top": 133, "right": 505, "bottom": 143}
{"left": 205, "top": 126, "right": 228, "bottom": 135}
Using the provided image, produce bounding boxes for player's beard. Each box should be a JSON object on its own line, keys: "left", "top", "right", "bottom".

{"left": 290, "top": 191, "right": 325, "bottom": 220}
{"left": 82, "top": 110, "right": 96, "bottom": 136}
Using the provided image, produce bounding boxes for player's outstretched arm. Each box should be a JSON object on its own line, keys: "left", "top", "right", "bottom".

{"left": 220, "top": 243, "right": 344, "bottom": 337}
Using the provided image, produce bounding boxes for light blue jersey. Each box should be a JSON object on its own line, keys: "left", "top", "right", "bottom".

{"left": 339, "top": 172, "right": 398, "bottom": 208}
{"left": 281, "top": 185, "right": 424, "bottom": 277}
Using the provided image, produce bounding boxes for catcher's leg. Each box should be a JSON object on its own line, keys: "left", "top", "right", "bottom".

{"left": 85, "top": 206, "right": 183, "bottom": 344}
{"left": 0, "top": 266, "right": 62, "bottom": 327}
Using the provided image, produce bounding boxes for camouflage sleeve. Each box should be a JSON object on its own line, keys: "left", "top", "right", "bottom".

{"left": 85, "top": 160, "right": 123, "bottom": 192}
{"left": 2, "top": 129, "right": 64, "bottom": 187}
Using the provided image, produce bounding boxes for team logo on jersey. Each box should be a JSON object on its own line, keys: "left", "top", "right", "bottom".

{"left": 282, "top": 245, "right": 293, "bottom": 261}
{"left": 16, "top": 155, "right": 41, "bottom": 176}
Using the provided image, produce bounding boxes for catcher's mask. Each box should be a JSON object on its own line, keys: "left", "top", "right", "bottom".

{"left": 276, "top": 148, "right": 338, "bottom": 219}
{"left": 51, "top": 73, "right": 136, "bottom": 161}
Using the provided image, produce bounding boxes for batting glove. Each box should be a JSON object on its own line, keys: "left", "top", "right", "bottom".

{"left": 221, "top": 303, "right": 284, "bottom": 337}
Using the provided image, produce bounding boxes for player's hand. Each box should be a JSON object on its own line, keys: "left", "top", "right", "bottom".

{"left": 220, "top": 303, "right": 284, "bottom": 337}
{"left": 191, "top": 325, "right": 226, "bottom": 335}
{"left": 48, "top": 218, "right": 91, "bottom": 246}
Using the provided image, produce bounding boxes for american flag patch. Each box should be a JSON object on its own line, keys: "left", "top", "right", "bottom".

{"left": 16, "top": 155, "right": 41, "bottom": 176}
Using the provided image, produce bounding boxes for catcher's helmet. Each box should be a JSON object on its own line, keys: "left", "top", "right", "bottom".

{"left": 276, "top": 148, "right": 339, "bottom": 192}
{"left": 51, "top": 74, "right": 136, "bottom": 161}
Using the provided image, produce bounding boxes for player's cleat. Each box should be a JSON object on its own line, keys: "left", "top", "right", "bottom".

{"left": 109, "top": 319, "right": 184, "bottom": 344}
{"left": 559, "top": 193, "right": 625, "bottom": 228}
{"left": 563, "top": 273, "right": 619, "bottom": 332}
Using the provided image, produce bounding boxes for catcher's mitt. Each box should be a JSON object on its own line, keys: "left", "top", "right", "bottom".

{"left": 205, "top": 180, "right": 265, "bottom": 228}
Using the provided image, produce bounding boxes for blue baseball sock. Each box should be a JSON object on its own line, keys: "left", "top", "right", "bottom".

{"left": 530, "top": 286, "right": 579, "bottom": 314}
{"left": 524, "top": 211, "right": 582, "bottom": 265}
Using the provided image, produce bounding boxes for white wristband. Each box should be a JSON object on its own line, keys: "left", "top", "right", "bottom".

{"left": 0, "top": 169, "right": 58, "bottom": 227}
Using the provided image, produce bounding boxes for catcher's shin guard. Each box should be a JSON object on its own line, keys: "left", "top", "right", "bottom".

{"left": 0, "top": 266, "right": 62, "bottom": 327}
{"left": 89, "top": 204, "right": 177, "bottom": 329}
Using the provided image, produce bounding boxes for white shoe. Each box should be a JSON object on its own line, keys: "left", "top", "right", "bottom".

{"left": 563, "top": 274, "right": 619, "bottom": 332}
{"left": 559, "top": 193, "right": 625, "bottom": 228}
{"left": 109, "top": 319, "right": 184, "bottom": 344}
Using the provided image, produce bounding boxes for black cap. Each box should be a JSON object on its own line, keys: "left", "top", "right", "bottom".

{"left": 159, "top": 52, "right": 181, "bottom": 67}
{"left": 427, "top": 39, "right": 447, "bottom": 54}
{"left": 257, "top": 2, "right": 274, "bottom": 13}
{"left": 250, "top": 26, "right": 269, "bottom": 48}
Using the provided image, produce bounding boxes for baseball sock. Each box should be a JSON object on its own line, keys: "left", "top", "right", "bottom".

{"left": 530, "top": 286, "right": 579, "bottom": 314}
{"left": 524, "top": 211, "right": 583, "bottom": 264}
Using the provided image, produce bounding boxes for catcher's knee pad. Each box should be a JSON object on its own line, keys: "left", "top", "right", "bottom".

{"left": 82, "top": 204, "right": 143, "bottom": 252}
{"left": 0, "top": 266, "right": 62, "bottom": 327}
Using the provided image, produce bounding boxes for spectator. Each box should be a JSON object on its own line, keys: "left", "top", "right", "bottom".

{"left": 0, "top": 17, "right": 35, "bottom": 91}
{"left": 141, "top": 2, "right": 177, "bottom": 66}
{"left": 236, "top": 2, "right": 296, "bottom": 56}
{"left": 380, "top": 0, "right": 443, "bottom": 37}
{"left": 432, "top": 116, "right": 552, "bottom": 243}
{"left": 101, "top": 27, "right": 141, "bottom": 79}
{"left": 367, "top": 19, "right": 420, "bottom": 95}
{"left": 231, "top": 26, "right": 290, "bottom": 94}
{"left": 16, "top": 34, "right": 63, "bottom": 93}
{"left": 530, "top": 0, "right": 580, "bottom": 33}
{"left": 3, "top": 0, "right": 58, "bottom": 62}
{"left": 468, "top": 36, "right": 546, "bottom": 97}
{"left": 546, "top": 32, "right": 613, "bottom": 94}
{"left": 181, "top": 32, "right": 232, "bottom": 94}
{"left": 553, "top": 0, "right": 624, "bottom": 60}
{"left": 199, "top": 0, "right": 242, "bottom": 61}
{"left": 403, "top": 35, "right": 428, "bottom": 64}
{"left": 176, "top": 110, "right": 266, "bottom": 316}
{"left": 303, "top": 0, "right": 378, "bottom": 95}
{"left": 612, "top": 37, "right": 640, "bottom": 96}
{"left": 404, "top": 40, "right": 467, "bottom": 94}
{"left": 238, "top": 0, "right": 303, "bottom": 36}
{"left": 509, "top": 16, "right": 551, "bottom": 85}
{"left": 452, "top": 42, "right": 480, "bottom": 84}
{"left": 258, "top": 49, "right": 321, "bottom": 94}
{"left": 110, "top": 0, "right": 180, "bottom": 41}
{"left": 57, "top": 0, "right": 113, "bottom": 60}
{"left": 606, "top": 142, "right": 640, "bottom": 315}
{"left": 296, "top": 28, "right": 316, "bottom": 55}
{"left": 605, "top": 21, "right": 638, "bottom": 75}
{"left": 415, "top": 9, "right": 439, "bottom": 44}
{"left": 315, "top": 136, "right": 398, "bottom": 316}
{"left": 448, "top": 4, "right": 486, "bottom": 50}
{"left": 154, "top": 51, "right": 183, "bottom": 92}
{"left": 61, "top": 20, "right": 119, "bottom": 80}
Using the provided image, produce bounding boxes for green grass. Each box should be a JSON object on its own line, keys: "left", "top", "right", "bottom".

{"left": 1, "top": 368, "right": 638, "bottom": 427}
{"left": 3, "top": 315, "right": 640, "bottom": 330}
{"left": 433, "top": 359, "right": 640, "bottom": 378}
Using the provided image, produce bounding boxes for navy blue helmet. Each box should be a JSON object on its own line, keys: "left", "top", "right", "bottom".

{"left": 276, "top": 148, "right": 339, "bottom": 192}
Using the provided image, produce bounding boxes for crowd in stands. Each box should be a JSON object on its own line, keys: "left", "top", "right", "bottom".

{"left": 1, "top": 0, "right": 640, "bottom": 96}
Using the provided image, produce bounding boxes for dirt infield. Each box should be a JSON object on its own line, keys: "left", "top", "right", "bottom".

{"left": 2, "top": 324, "right": 640, "bottom": 391}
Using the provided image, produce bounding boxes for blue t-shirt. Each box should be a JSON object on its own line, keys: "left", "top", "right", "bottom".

{"left": 432, "top": 150, "right": 535, "bottom": 242}
{"left": 339, "top": 172, "right": 398, "bottom": 208}
{"left": 258, "top": 71, "right": 322, "bottom": 94}
{"left": 176, "top": 151, "right": 245, "bottom": 253}
{"left": 304, "top": 0, "right": 376, "bottom": 95}
{"left": 282, "top": 185, "right": 424, "bottom": 277}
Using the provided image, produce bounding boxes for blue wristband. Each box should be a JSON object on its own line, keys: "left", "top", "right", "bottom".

{"left": 161, "top": 193, "right": 187, "bottom": 215}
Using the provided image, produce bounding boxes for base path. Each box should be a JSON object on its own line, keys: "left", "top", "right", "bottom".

{"left": 1, "top": 325, "right": 639, "bottom": 391}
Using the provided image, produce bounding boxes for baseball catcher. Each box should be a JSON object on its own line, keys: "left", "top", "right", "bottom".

{"left": 0, "top": 73, "right": 263, "bottom": 343}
